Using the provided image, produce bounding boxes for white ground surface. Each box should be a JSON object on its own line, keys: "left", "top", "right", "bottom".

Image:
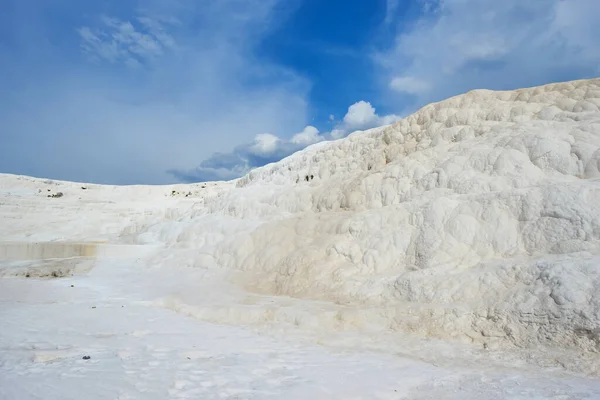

{"left": 2, "top": 78, "right": 600, "bottom": 398}
{"left": 2, "top": 259, "right": 599, "bottom": 399}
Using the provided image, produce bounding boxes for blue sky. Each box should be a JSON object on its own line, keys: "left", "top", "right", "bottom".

{"left": 1, "top": 0, "right": 599, "bottom": 184}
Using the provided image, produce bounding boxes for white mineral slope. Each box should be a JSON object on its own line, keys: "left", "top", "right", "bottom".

{"left": 1, "top": 78, "right": 600, "bottom": 385}
{"left": 10, "top": 182, "right": 600, "bottom": 398}
{"left": 0, "top": 173, "right": 233, "bottom": 243}
{"left": 137, "top": 78, "right": 600, "bottom": 354}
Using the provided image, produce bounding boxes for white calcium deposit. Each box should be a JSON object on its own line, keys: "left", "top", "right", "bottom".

{"left": 1, "top": 78, "right": 600, "bottom": 399}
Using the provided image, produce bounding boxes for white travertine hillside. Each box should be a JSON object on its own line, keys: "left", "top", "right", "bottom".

{"left": 172, "top": 78, "right": 600, "bottom": 352}
{"left": 2, "top": 78, "right": 600, "bottom": 359}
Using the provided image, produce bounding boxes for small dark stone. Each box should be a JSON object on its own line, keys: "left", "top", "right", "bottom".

{"left": 25, "top": 273, "right": 30, "bottom": 278}
{"left": 81, "top": 186, "right": 87, "bottom": 190}
{"left": 82, "top": 356, "right": 91, "bottom": 360}
{"left": 70, "top": 284, "right": 74, "bottom": 287}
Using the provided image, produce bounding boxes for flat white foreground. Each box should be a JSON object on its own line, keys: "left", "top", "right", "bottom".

{"left": 1, "top": 258, "right": 599, "bottom": 400}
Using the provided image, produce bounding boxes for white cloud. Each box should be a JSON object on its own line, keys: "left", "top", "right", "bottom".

{"left": 172, "top": 101, "right": 400, "bottom": 180}
{"left": 250, "top": 133, "right": 281, "bottom": 154}
{"left": 330, "top": 129, "right": 346, "bottom": 140}
{"left": 291, "top": 126, "right": 322, "bottom": 146}
{"left": 78, "top": 16, "right": 174, "bottom": 66}
{"left": 0, "top": 0, "right": 309, "bottom": 184}
{"left": 137, "top": 16, "right": 178, "bottom": 49}
{"left": 378, "top": 0, "right": 600, "bottom": 109}
{"left": 390, "top": 76, "right": 431, "bottom": 95}
{"left": 328, "top": 101, "right": 401, "bottom": 139}
{"left": 171, "top": 125, "right": 325, "bottom": 181}
{"left": 343, "top": 101, "right": 377, "bottom": 127}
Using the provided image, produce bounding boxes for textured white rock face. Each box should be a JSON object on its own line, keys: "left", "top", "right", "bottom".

{"left": 199, "top": 79, "right": 600, "bottom": 351}
{"left": 2, "top": 79, "right": 600, "bottom": 355}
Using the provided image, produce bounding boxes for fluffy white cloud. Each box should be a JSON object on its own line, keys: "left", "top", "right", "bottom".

{"left": 330, "top": 129, "right": 346, "bottom": 140}
{"left": 291, "top": 126, "right": 322, "bottom": 146}
{"left": 343, "top": 101, "right": 378, "bottom": 127}
{"left": 250, "top": 133, "right": 281, "bottom": 154}
{"left": 174, "top": 97, "right": 405, "bottom": 181}
{"left": 378, "top": 0, "right": 600, "bottom": 109}
{"left": 329, "top": 101, "right": 401, "bottom": 139}
{"left": 171, "top": 126, "right": 325, "bottom": 181}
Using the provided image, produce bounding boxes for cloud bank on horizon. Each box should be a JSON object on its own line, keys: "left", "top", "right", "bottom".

{"left": 0, "top": 0, "right": 599, "bottom": 184}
